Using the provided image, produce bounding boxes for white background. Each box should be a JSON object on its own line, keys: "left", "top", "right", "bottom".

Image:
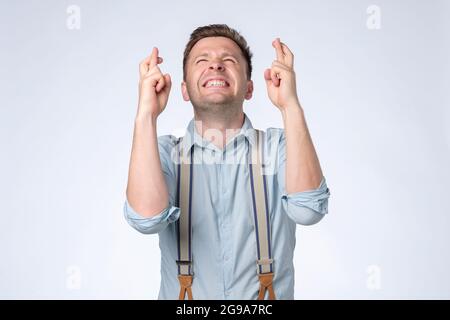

{"left": 1, "top": 0, "right": 449, "bottom": 299}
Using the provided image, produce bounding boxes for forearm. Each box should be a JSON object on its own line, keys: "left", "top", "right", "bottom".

{"left": 126, "top": 114, "right": 169, "bottom": 218}
{"left": 281, "top": 103, "right": 323, "bottom": 193}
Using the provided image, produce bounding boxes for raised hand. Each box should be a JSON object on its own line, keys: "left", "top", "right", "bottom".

{"left": 137, "top": 47, "right": 172, "bottom": 119}
{"left": 264, "top": 38, "right": 299, "bottom": 111}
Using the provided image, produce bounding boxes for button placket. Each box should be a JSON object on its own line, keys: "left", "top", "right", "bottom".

{"left": 222, "top": 148, "right": 234, "bottom": 293}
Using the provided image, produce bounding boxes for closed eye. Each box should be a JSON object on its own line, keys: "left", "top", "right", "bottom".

{"left": 196, "top": 58, "right": 236, "bottom": 64}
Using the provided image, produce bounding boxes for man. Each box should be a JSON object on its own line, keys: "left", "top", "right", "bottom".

{"left": 124, "top": 24, "right": 330, "bottom": 300}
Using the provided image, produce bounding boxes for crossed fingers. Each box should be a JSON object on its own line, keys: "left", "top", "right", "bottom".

{"left": 272, "top": 38, "right": 294, "bottom": 69}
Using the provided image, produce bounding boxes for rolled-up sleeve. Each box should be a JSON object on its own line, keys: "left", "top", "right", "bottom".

{"left": 123, "top": 200, "right": 180, "bottom": 234}
{"left": 270, "top": 128, "right": 331, "bottom": 226}
{"left": 123, "top": 134, "right": 181, "bottom": 234}
{"left": 281, "top": 177, "right": 330, "bottom": 225}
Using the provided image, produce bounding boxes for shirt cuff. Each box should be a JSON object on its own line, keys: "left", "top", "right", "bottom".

{"left": 123, "top": 200, "right": 180, "bottom": 234}
{"left": 281, "top": 176, "right": 330, "bottom": 215}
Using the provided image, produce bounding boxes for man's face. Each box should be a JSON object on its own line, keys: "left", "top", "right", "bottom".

{"left": 182, "top": 36, "right": 253, "bottom": 111}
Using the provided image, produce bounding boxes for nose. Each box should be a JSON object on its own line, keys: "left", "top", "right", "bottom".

{"left": 209, "top": 61, "right": 225, "bottom": 72}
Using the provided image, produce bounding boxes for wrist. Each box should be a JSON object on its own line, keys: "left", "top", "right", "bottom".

{"left": 135, "top": 112, "right": 158, "bottom": 127}
{"left": 281, "top": 101, "right": 303, "bottom": 119}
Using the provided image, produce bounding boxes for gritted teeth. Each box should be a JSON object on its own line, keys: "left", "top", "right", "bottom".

{"left": 203, "top": 79, "right": 230, "bottom": 87}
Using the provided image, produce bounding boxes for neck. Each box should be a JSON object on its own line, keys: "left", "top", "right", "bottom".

{"left": 194, "top": 110, "right": 245, "bottom": 149}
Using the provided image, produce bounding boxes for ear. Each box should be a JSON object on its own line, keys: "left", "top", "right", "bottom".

{"left": 244, "top": 80, "right": 254, "bottom": 100}
{"left": 181, "top": 81, "right": 190, "bottom": 102}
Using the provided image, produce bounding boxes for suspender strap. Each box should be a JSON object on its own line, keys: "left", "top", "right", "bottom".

{"left": 249, "top": 130, "right": 276, "bottom": 300}
{"left": 176, "top": 138, "right": 194, "bottom": 300}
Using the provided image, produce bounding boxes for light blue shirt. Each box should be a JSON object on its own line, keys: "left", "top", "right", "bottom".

{"left": 124, "top": 114, "right": 330, "bottom": 300}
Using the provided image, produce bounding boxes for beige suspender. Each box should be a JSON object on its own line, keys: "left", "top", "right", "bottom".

{"left": 177, "top": 138, "right": 194, "bottom": 300}
{"left": 248, "top": 130, "right": 276, "bottom": 300}
{"left": 176, "top": 130, "right": 275, "bottom": 300}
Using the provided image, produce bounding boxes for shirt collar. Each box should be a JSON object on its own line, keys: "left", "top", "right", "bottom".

{"left": 181, "top": 113, "right": 257, "bottom": 154}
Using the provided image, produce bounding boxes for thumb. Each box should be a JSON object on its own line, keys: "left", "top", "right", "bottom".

{"left": 162, "top": 74, "right": 172, "bottom": 92}
{"left": 264, "top": 68, "right": 272, "bottom": 86}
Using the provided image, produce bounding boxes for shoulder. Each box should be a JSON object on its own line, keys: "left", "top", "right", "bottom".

{"left": 264, "top": 127, "right": 285, "bottom": 145}
{"left": 157, "top": 135, "right": 182, "bottom": 169}
{"left": 158, "top": 134, "right": 180, "bottom": 146}
{"left": 157, "top": 134, "right": 181, "bottom": 152}
{"left": 255, "top": 128, "right": 285, "bottom": 174}
{"left": 257, "top": 128, "right": 285, "bottom": 153}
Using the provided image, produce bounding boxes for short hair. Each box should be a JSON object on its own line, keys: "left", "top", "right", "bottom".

{"left": 183, "top": 24, "right": 253, "bottom": 80}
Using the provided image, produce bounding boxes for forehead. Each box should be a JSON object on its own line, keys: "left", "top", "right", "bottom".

{"left": 189, "top": 36, "right": 243, "bottom": 58}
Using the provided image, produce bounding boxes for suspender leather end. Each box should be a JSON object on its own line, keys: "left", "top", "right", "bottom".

{"left": 178, "top": 275, "right": 194, "bottom": 300}
{"left": 257, "top": 272, "right": 276, "bottom": 300}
